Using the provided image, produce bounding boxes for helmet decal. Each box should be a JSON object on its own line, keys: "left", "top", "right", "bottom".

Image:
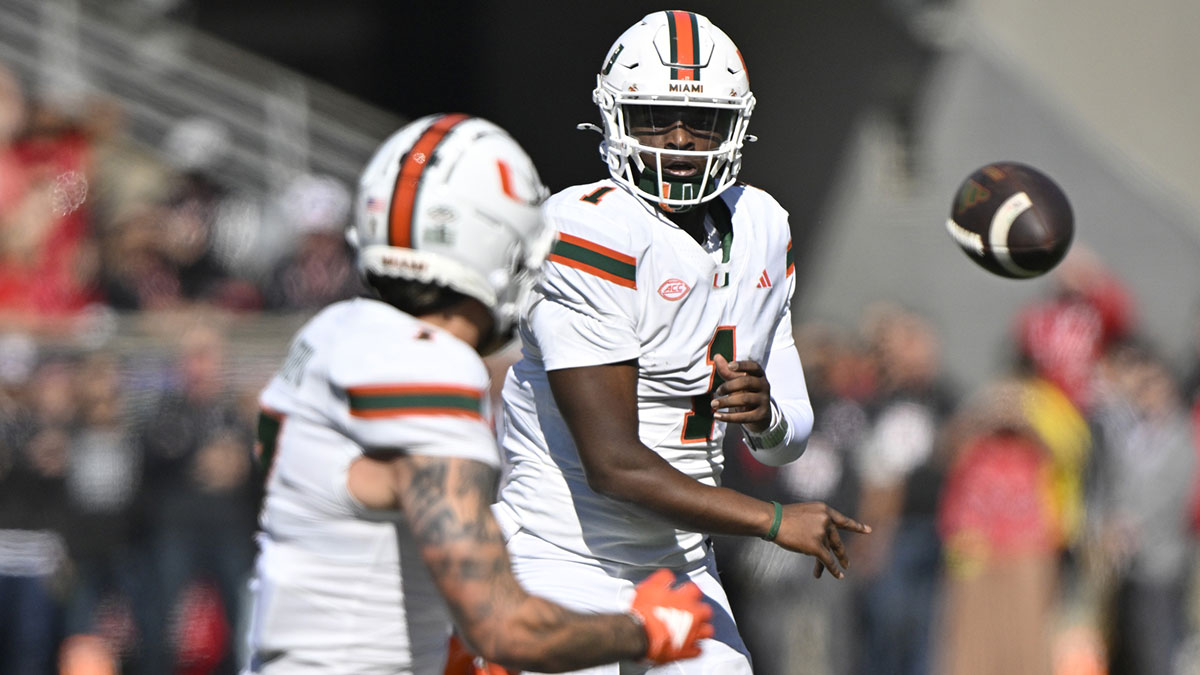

{"left": 666, "top": 10, "right": 700, "bottom": 81}
{"left": 495, "top": 159, "right": 521, "bottom": 202}
{"left": 389, "top": 113, "right": 470, "bottom": 249}
{"left": 602, "top": 43, "right": 625, "bottom": 76}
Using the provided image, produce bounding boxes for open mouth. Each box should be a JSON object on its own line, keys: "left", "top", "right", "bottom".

{"left": 662, "top": 158, "right": 701, "bottom": 178}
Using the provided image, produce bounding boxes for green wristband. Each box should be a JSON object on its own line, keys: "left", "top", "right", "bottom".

{"left": 763, "top": 501, "right": 783, "bottom": 541}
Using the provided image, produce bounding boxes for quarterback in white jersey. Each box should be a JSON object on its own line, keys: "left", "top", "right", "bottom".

{"left": 246, "top": 114, "right": 713, "bottom": 674}
{"left": 495, "top": 12, "right": 870, "bottom": 674}
{"left": 499, "top": 179, "right": 803, "bottom": 569}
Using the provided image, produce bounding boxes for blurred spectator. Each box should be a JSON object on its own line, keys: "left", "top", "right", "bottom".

{"left": 1086, "top": 341, "right": 1196, "bottom": 675}
{"left": 96, "top": 115, "right": 263, "bottom": 317}
{"left": 97, "top": 201, "right": 184, "bottom": 312}
{"left": 782, "top": 321, "right": 874, "bottom": 514}
{"left": 723, "top": 321, "right": 873, "bottom": 675}
{"left": 0, "top": 68, "right": 102, "bottom": 333}
{"left": 61, "top": 349, "right": 140, "bottom": 669}
{"left": 160, "top": 116, "right": 265, "bottom": 311}
{"left": 159, "top": 168, "right": 261, "bottom": 311}
{"left": 1185, "top": 305, "right": 1200, "bottom": 409}
{"left": 936, "top": 379, "right": 1062, "bottom": 675}
{"left": 852, "top": 304, "right": 955, "bottom": 675}
{"left": 1020, "top": 376, "right": 1092, "bottom": 556}
{"left": 0, "top": 353, "right": 77, "bottom": 673}
{"left": 261, "top": 173, "right": 361, "bottom": 311}
{"left": 135, "top": 324, "right": 256, "bottom": 674}
{"left": 1015, "top": 247, "right": 1134, "bottom": 414}
{"left": 161, "top": 117, "right": 232, "bottom": 180}
{"left": 1183, "top": 307, "right": 1200, "bottom": 546}
{"left": 0, "top": 332, "right": 37, "bottom": 420}
{"left": 0, "top": 64, "right": 27, "bottom": 222}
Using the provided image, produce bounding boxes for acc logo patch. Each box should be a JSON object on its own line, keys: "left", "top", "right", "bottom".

{"left": 657, "top": 278, "right": 691, "bottom": 301}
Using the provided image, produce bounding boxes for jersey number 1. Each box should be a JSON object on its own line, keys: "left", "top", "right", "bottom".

{"left": 681, "top": 326, "right": 736, "bottom": 443}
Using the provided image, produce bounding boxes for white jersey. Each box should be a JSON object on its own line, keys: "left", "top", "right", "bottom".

{"left": 248, "top": 297, "right": 497, "bottom": 674}
{"left": 496, "top": 180, "right": 799, "bottom": 569}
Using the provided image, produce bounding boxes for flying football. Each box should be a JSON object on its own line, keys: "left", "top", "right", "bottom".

{"left": 945, "top": 162, "right": 1073, "bottom": 279}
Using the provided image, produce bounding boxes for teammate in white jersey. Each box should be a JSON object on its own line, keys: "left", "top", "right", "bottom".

{"left": 246, "top": 114, "right": 713, "bottom": 674}
{"left": 495, "top": 12, "right": 871, "bottom": 674}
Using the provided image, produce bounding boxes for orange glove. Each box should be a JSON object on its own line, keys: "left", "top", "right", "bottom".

{"left": 444, "top": 634, "right": 517, "bottom": 675}
{"left": 628, "top": 569, "right": 715, "bottom": 664}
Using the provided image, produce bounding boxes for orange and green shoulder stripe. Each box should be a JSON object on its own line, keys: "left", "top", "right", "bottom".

{"left": 547, "top": 232, "right": 637, "bottom": 289}
{"left": 786, "top": 239, "right": 795, "bottom": 277}
{"left": 346, "top": 383, "right": 485, "bottom": 420}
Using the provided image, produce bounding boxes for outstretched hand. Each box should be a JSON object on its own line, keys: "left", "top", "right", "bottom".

{"left": 710, "top": 355, "right": 771, "bottom": 433}
{"left": 772, "top": 502, "right": 871, "bottom": 580}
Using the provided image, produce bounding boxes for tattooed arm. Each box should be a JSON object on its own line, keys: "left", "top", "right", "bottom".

{"left": 348, "top": 453, "right": 647, "bottom": 672}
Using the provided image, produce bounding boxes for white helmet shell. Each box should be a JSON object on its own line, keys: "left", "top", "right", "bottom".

{"left": 350, "top": 114, "right": 552, "bottom": 337}
{"left": 594, "top": 11, "right": 755, "bottom": 209}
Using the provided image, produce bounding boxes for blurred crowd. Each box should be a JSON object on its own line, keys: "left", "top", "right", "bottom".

{"left": 0, "top": 60, "right": 361, "bottom": 674}
{"left": 0, "top": 55, "right": 1199, "bottom": 675}
{"left": 720, "top": 248, "right": 1200, "bottom": 675}
{"left": 0, "top": 59, "right": 361, "bottom": 342}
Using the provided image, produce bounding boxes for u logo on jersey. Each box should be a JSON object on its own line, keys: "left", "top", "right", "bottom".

{"left": 657, "top": 278, "right": 691, "bottom": 301}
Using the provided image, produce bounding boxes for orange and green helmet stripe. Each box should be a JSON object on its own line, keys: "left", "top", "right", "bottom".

{"left": 346, "top": 383, "right": 484, "bottom": 419}
{"left": 388, "top": 113, "right": 471, "bottom": 249}
{"left": 548, "top": 233, "right": 637, "bottom": 289}
{"left": 666, "top": 10, "right": 700, "bottom": 81}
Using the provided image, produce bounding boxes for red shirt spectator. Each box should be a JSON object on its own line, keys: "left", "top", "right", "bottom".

{"left": 1016, "top": 249, "right": 1133, "bottom": 412}
{"left": 0, "top": 125, "right": 98, "bottom": 321}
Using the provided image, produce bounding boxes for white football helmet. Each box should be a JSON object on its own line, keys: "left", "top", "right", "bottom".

{"left": 350, "top": 114, "right": 552, "bottom": 340}
{"left": 591, "top": 11, "right": 755, "bottom": 211}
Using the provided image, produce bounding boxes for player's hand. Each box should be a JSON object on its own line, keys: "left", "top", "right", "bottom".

{"left": 710, "top": 355, "right": 771, "bottom": 433}
{"left": 629, "top": 569, "right": 715, "bottom": 664}
{"left": 773, "top": 502, "right": 871, "bottom": 580}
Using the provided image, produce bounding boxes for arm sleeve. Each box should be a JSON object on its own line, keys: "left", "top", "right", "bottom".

{"left": 744, "top": 304, "right": 814, "bottom": 467}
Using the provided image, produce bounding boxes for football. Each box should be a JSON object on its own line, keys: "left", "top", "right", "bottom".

{"left": 945, "top": 162, "right": 1073, "bottom": 279}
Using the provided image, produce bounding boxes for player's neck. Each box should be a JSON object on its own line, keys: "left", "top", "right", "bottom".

{"left": 662, "top": 205, "right": 708, "bottom": 245}
{"left": 417, "top": 298, "right": 494, "bottom": 353}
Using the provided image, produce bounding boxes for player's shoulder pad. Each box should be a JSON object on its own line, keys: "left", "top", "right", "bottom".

{"left": 543, "top": 180, "right": 646, "bottom": 291}
{"left": 726, "top": 182, "right": 790, "bottom": 222}
{"left": 723, "top": 183, "right": 792, "bottom": 247}
{"left": 545, "top": 180, "right": 647, "bottom": 244}
{"left": 326, "top": 300, "right": 490, "bottom": 399}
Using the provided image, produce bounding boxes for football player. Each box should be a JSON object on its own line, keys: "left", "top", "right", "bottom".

{"left": 494, "top": 12, "right": 871, "bottom": 674}
{"left": 245, "top": 114, "right": 713, "bottom": 674}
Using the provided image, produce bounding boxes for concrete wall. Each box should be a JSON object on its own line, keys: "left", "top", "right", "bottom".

{"left": 963, "top": 0, "right": 1200, "bottom": 236}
